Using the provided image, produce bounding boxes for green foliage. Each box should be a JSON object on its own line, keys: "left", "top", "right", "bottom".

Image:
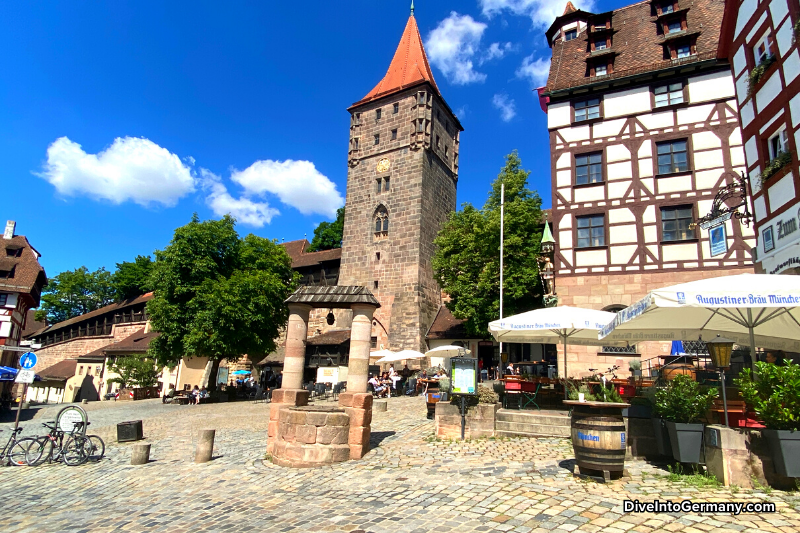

{"left": 566, "top": 380, "right": 597, "bottom": 401}
{"left": 438, "top": 376, "right": 451, "bottom": 393}
{"left": 653, "top": 463, "right": 721, "bottom": 489}
{"left": 654, "top": 374, "right": 718, "bottom": 424}
{"left": 596, "top": 383, "right": 624, "bottom": 403}
{"left": 748, "top": 55, "right": 776, "bottom": 95}
{"left": 734, "top": 361, "right": 800, "bottom": 431}
{"left": 759, "top": 150, "right": 793, "bottom": 185}
{"left": 628, "top": 359, "right": 642, "bottom": 371}
{"left": 433, "top": 151, "right": 544, "bottom": 337}
{"left": 36, "top": 266, "right": 115, "bottom": 324}
{"left": 307, "top": 207, "right": 345, "bottom": 252}
{"left": 108, "top": 355, "right": 161, "bottom": 388}
{"left": 147, "top": 214, "right": 299, "bottom": 375}
{"left": 112, "top": 255, "right": 154, "bottom": 301}
{"left": 477, "top": 385, "right": 499, "bottom": 404}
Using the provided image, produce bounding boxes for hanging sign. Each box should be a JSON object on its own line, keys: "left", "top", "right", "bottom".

{"left": 709, "top": 224, "right": 728, "bottom": 257}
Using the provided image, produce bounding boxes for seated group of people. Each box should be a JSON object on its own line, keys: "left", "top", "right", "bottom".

{"left": 368, "top": 372, "right": 395, "bottom": 398}
{"left": 189, "top": 385, "right": 209, "bottom": 404}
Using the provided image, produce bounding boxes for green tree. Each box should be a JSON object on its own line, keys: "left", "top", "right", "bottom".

{"left": 108, "top": 355, "right": 161, "bottom": 389}
{"left": 36, "top": 267, "right": 115, "bottom": 324}
{"left": 307, "top": 207, "right": 345, "bottom": 252}
{"left": 433, "top": 150, "right": 544, "bottom": 337}
{"left": 147, "top": 214, "right": 298, "bottom": 392}
{"left": 112, "top": 255, "right": 154, "bottom": 301}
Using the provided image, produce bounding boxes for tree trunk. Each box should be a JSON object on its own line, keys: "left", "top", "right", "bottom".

{"left": 207, "top": 358, "right": 222, "bottom": 394}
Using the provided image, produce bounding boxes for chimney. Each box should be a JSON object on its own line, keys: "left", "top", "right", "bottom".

{"left": 3, "top": 221, "right": 15, "bottom": 240}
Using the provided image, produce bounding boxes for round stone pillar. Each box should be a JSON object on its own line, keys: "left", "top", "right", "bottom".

{"left": 347, "top": 303, "right": 376, "bottom": 393}
{"left": 283, "top": 303, "right": 312, "bottom": 391}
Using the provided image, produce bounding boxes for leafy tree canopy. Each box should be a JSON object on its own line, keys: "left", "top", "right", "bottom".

{"left": 433, "top": 150, "right": 544, "bottom": 338}
{"left": 108, "top": 355, "right": 161, "bottom": 389}
{"left": 147, "top": 214, "right": 298, "bottom": 389}
{"left": 112, "top": 255, "right": 154, "bottom": 301}
{"left": 307, "top": 207, "right": 344, "bottom": 252}
{"left": 36, "top": 267, "right": 115, "bottom": 324}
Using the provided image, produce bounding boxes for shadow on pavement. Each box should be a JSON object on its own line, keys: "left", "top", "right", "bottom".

{"left": 370, "top": 431, "right": 396, "bottom": 447}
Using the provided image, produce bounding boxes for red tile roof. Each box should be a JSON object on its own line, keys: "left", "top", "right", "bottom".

{"left": 104, "top": 330, "right": 158, "bottom": 353}
{"left": 563, "top": 2, "right": 578, "bottom": 15}
{"left": 280, "top": 239, "right": 341, "bottom": 269}
{"left": 37, "top": 358, "right": 77, "bottom": 381}
{"left": 0, "top": 235, "right": 47, "bottom": 306}
{"left": 306, "top": 329, "right": 351, "bottom": 346}
{"left": 351, "top": 14, "right": 439, "bottom": 107}
{"left": 426, "top": 306, "right": 479, "bottom": 340}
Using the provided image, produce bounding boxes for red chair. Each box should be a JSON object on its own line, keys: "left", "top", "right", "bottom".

{"left": 503, "top": 380, "right": 522, "bottom": 409}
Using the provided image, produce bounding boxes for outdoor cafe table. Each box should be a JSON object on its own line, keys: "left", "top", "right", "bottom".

{"left": 418, "top": 378, "right": 440, "bottom": 394}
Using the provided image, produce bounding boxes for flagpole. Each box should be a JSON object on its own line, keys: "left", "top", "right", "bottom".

{"left": 499, "top": 183, "right": 505, "bottom": 372}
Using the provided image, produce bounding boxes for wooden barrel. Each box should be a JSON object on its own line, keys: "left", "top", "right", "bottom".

{"left": 662, "top": 362, "right": 696, "bottom": 381}
{"left": 569, "top": 403, "right": 627, "bottom": 478}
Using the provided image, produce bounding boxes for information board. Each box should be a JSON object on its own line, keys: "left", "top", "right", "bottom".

{"left": 450, "top": 357, "right": 478, "bottom": 396}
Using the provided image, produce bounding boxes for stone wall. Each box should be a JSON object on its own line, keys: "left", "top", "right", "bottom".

{"left": 555, "top": 268, "right": 752, "bottom": 377}
{"left": 339, "top": 87, "right": 459, "bottom": 353}
{"left": 435, "top": 402, "right": 499, "bottom": 439}
{"left": 34, "top": 323, "right": 146, "bottom": 371}
{"left": 271, "top": 406, "right": 351, "bottom": 468}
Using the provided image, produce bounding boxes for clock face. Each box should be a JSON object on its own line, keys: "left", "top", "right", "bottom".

{"left": 376, "top": 158, "right": 391, "bottom": 173}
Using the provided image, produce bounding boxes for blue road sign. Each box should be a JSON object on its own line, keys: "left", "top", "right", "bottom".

{"left": 20, "top": 352, "right": 37, "bottom": 370}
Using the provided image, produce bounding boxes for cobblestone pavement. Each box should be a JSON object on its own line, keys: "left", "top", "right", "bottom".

{"left": 1, "top": 396, "right": 799, "bottom": 533}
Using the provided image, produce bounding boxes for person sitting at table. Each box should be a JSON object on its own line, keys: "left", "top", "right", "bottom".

{"left": 381, "top": 372, "right": 394, "bottom": 397}
{"left": 368, "top": 374, "right": 388, "bottom": 398}
{"left": 506, "top": 363, "right": 514, "bottom": 375}
{"left": 191, "top": 385, "right": 200, "bottom": 405}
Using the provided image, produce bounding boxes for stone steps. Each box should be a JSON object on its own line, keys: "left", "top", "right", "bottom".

{"left": 495, "top": 409, "right": 571, "bottom": 438}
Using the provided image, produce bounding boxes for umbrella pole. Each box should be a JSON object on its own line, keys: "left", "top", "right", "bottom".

{"left": 747, "top": 309, "right": 757, "bottom": 375}
{"left": 562, "top": 333, "right": 568, "bottom": 400}
{"left": 720, "top": 368, "right": 729, "bottom": 428}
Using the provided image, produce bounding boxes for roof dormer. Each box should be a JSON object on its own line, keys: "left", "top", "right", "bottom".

{"left": 546, "top": 2, "right": 594, "bottom": 47}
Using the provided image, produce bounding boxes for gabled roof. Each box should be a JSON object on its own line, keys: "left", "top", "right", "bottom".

{"left": 37, "top": 358, "right": 77, "bottom": 381}
{"left": 285, "top": 285, "right": 380, "bottom": 309}
{"left": 0, "top": 235, "right": 47, "bottom": 306}
{"left": 104, "top": 330, "right": 158, "bottom": 353}
{"left": 426, "top": 305, "right": 480, "bottom": 340}
{"left": 351, "top": 14, "right": 440, "bottom": 107}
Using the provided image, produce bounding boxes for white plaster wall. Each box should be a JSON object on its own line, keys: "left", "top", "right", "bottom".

{"left": 638, "top": 111, "right": 674, "bottom": 130}
{"left": 732, "top": 46, "right": 748, "bottom": 77}
{"left": 608, "top": 208, "right": 636, "bottom": 224}
{"left": 644, "top": 226, "right": 658, "bottom": 243}
{"left": 592, "top": 118, "right": 626, "bottom": 138}
{"left": 729, "top": 127, "right": 743, "bottom": 146}
{"left": 559, "top": 125, "right": 591, "bottom": 142}
{"left": 744, "top": 135, "right": 759, "bottom": 168}
{"left": 561, "top": 213, "right": 573, "bottom": 229}
{"left": 695, "top": 169, "right": 722, "bottom": 190}
{"left": 776, "top": 17, "right": 794, "bottom": 58}
{"left": 768, "top": 172, "right": 796, "bottom": 211}
{"left": 694, "top": 149, "right": 725, "bottom": 170}
{"left": 607, "top": 161, "right": 632, "bottom": 180}
{"left": 731, "top": 145, "right": 746, "bottom": 167}
{"left": 657, "top": 174, "right": 693, "bottom": 194}
{"left": 759, "top": 110, "right": 784, "bottom": 134}
{"left": 790, "top": 93, "right": 800, "bottom": 127}
{"left": 604, "top": 87, "right": 651, "bottom": 118}
{"left": 740, "top": 100, "right": 755, "bottom": 128}
{"left": 643, "top": 205, "right": 656, "bottom": 223}
{"left": 641, "top": 177, "right": 655, "bottom": 194}
{"left": 771, "top": 0, "right": 790, "bottom": 28}
{"left": 692, "top": 131, "right": 722, "bottom": 150}
{"left": 688, "top": 71, "right": 736, "bottom": 104}
{"left": 735, "top": 73, "right": 750, "bottom": 106}
{"left": 611, "top": 245, "right": 637, "bottom": 264}
{"left": 610, "top": 224, "right": 637, "bottom": 243}
{"left": 746, "top": 12, "right": 769, "bottom": 43}
{"left": 607, "top": 180, "right": 631, "bottom": 199}
{"left": 557, "top": 169, "right": 572, "bottom": 187}
{"left": 639, "top": 158, "right": 654, "bottom": 178}
{"left": 556, "top": 152, "right": 571, "bottom": 169}
{"left": 783, "top": 51, "right": 800, "bottom": 85}
{"left": 734, "top": 0, "right": 758, "bottom": 38}
{"left": 638, "top": 141, "right": 652, "bottom": 158}
{"left": 549, "top": 102, "right": 571, "bottom": 129}
{"left": 756, "top": 72, "right": 783, "bottom": 113}
{"left": 662, "top": 243, "right": 699, "bottom": 262}
{"left": 575, "top": 250, "right": 607, "bottom": 267}
{"left": 606, "top": 144, "right": 631, "bottom": 163}
{"left": 574, "top": 186, "right": 606, "bottom": 203}
{"left": 678, "top": 103, "right": 715, "bottom": 125}
{"left": 754, "top": 195, "right": 767, "bottom": 222}
{"left": 559, "top": 187, "right": 572, "bottom": 203}
{"left": 559, "top": 230, "right": 573, "bottom": 249}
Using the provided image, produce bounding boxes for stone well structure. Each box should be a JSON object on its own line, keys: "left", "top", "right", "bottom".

{"left": 267, "top": 286, "right": 380, "bottom": 466}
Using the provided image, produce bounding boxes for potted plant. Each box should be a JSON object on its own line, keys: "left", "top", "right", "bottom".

{"left": 655, "top": 374, "right": 717, "bottom": 463}
{"left": 735, "top": 361, "right": 800, "bottom": 477}
{"left": 629, "top": 359, "right": 642, "bottom": 378}
{"left": 438, "top": 376, "right": 451, "bottom": 402}
{"left": 644, "top": 385, "right": 671, "bottom": 457}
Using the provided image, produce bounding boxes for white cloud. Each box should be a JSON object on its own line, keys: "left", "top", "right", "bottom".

{"left": 425, "top": 12, "right": 488, "bottom": 85}
{"left": 454, "top": 106, "right": 468, "bottom": 119}
{"left": 231, "top": 159, "right": 343, "bottom": 219}
{"left": 492, "top": 94, "right": 517, "bottom": 122}
{"left": 39, "top": 136, "right": 195, "bottom": 207}
{"left": 516, "top": 54, "right": 551, "bottom": 87}
{"left": 202, "top": 170, "right": 279, "bottom": 228}
{"left": 480, "top": 42, "right": 513, "bottom": 65}
{"left": 479, "top": 0, "right": 597, "bottom": 29}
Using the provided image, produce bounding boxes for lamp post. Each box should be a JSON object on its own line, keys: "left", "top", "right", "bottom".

{"left": 706, "top": 335, "right": 735, "bottom": 427}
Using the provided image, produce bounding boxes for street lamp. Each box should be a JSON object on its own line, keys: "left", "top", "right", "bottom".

{"left": 706, "top": 335, "right": 735, "bottom": 427}
{"left": 539, "top": 219, "right": 557, "bottom": 308}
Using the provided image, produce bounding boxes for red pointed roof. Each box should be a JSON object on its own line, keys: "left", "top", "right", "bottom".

{"left": 563, "top": 2, "right": 577, "bottom": 15}
{"left": 352, "top": 15, "right": 439, "bottom": 107}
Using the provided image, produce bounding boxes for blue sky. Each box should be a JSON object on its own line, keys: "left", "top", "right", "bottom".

{"left": 1, "top": 0, "right": 606, "bottom": 279}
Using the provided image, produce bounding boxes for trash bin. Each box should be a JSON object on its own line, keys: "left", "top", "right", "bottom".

{"left": 117, "top": 420, "right": 144, "bottom": 442}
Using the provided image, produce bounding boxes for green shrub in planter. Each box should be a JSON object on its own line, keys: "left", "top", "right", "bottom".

{"left": 735, "top": 361, "right": 800, "bottom": 477}
{"left": 629, "top": 359, "right": 642, "bottom": 377}
{"left": 655, "top": 375, "right": 717, "bottom": 463}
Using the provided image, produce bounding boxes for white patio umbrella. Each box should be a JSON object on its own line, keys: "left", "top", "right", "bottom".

{"left": 598, "top": 273, "right": 800, "bottom": 373}
{"left": 369, "top": 349, "right": 394, "bottom": 362}
{"left": 489, "top": 306, "right": 627, "bottom": 390}
{"left": 424, "top": 345, "right": 472, "bottom": 358}
{"left": 375, "top": 349, "right": 426, "bottom": 364}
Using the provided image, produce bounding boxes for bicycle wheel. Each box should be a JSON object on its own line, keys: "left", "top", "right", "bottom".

{"left": 63, "top": 436, "right": 89, "bottom": 466}
{"left": 26, "top": 437, "right": 55, "bottom": 466}
{"left": 83, "top": 435, "right": 105, "bottom": 461}
{"left": 8, "top": 438, "right": 39, "bottom": 466}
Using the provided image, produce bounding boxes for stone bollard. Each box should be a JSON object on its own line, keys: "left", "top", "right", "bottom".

{"left": 131, "top": 443, "right": 151, "bottom": 465}
{"left": 195, "top": 429, "right": 216, "bottom": 463}
{"left": 373, "top": 400, "right": 388, "bottom": 412}
{"left": 81, "top": 399, "right": 88, "bottom": 405}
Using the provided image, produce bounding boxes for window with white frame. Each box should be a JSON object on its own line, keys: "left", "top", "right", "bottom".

{"left": 654, "top": 83, "right": 684, "bottom": 107}
{"left": 769, "top": 128, "right": 789, "bottom": 160}
{"left": 755, "top": 33, "right": 774, "bottom": 64}
{"left": 595, "top": 64, "right": 608, "bottom": 76}
{"left": 661, "top": 2, "right": 674, "bottom": 14}
{"left": 763, "top": 226, "right": 775, "bottom": 252}
{"left": 666, "top": 20, "right": 682, "bottom": 34}
{"left": 595, "top": 39, "right": 607, "bottom": 50}
{"left": 676, "top": 43, "right": 691, "bottom": 58}
{"left": 574, "top": 98, "right": 601, "bottom": 121}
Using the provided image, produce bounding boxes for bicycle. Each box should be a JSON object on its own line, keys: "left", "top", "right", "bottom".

{"left": 0, "top": 427, "right": 35, "bottom": 466}
{"left": 25, "top": 420, "right": 91, "bottom": 466}
{"left": 82, "top": 433, "right": 105, "bottom": 462}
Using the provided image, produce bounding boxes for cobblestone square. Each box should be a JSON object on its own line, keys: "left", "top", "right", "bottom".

{"left": 1, "top": 396, "right": 798, "bottom": 532}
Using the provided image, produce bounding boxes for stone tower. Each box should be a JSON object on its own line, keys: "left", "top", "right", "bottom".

{"left": 338, "top": 10, "right": 463, "bottom": 352}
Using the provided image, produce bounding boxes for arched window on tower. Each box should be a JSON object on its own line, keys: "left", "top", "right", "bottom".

{"left": 374, "top": 206, "right": 389, "bottom": 240}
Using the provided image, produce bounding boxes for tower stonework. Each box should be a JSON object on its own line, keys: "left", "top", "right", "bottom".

{"left": 338, "top": 13, "right": 463, "bottom": 352}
